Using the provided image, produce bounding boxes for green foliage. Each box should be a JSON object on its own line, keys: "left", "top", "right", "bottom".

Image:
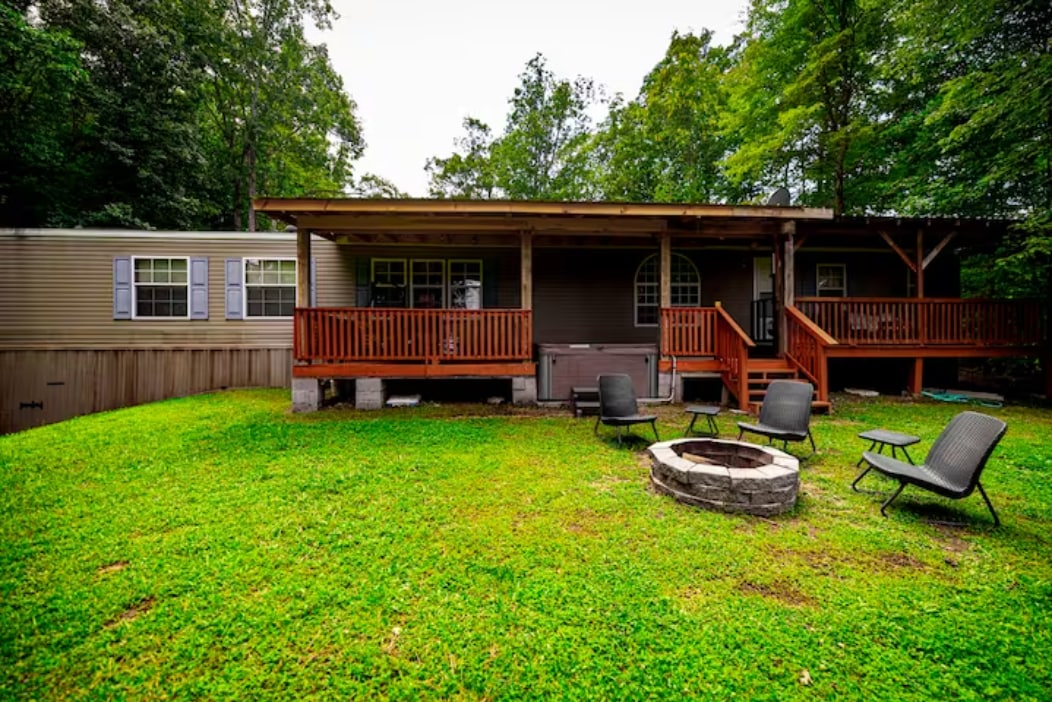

{"left": 0, "top": 0, "right": 362, "bottom": 230}
{"left": 594, "top": 31, "right": 743, "bottom": 203}
{"left": 351, "top": 173, "right": 408, "bottom": 199}
{"left": 204, "top": 0, "right": 363, "bottom": 230}
{"left": 2, "top": 389, "right": 1052, "bottom": 699}
{"left": 0, "top": 4, "right": 85, "bottom": 226}
{"left": 722, "top": 0, "right": 890, "bottom": 214}
{"left": 425, "top": 118, "right": 497, "bottom": 198}
{"left": 427, "top": 55, "right": 600, "bottom": 200}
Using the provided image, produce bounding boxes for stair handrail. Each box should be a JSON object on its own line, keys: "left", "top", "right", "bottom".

{"left": 785, "top": 305, "right": 836, "bottom": 402}
{"left": 714, "top": 302, "right": 756, "bottom": 407}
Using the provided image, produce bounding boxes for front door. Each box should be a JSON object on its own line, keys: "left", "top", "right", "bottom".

{"left": 752, "top": 257, "right": 775, "bottom": 343}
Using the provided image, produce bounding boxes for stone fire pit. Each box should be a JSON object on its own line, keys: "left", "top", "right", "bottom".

{"left": 648, "top": 438, "right": 799, "bottom": 516}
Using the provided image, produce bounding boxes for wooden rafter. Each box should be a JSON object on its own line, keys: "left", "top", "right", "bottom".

{"left": 922, "top": 231, "right": 958, "bottom": 270}
{"left": 878, "top": 230, "right": 918, "bottom": 273}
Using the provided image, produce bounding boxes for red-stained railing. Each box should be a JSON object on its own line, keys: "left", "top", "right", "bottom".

{"left": 795, "top": 297, "right": 1046, "bottom": 347}
{"left": 660, "top": 307, "right": 718, "bottom": 356}
{"left": 714, "top": 304, "right": 756, "bottom": 406}
{"left": 785, "top": 306, "right": 836, "bottom": 402}
{"left": 294, "top": 308, "right": 533, "bottom": 362}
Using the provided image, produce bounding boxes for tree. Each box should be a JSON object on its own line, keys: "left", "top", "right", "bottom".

{"left": 351, "top": 174, "right": 407, "bottom": 198}
{"left": 593, "top": 30, "right": 739, "bottom": 203}
{"left": 0, "top": 4, "right": 85, "bottom": 226}
{"left": 882, "top": 0, "right": 1051, "bottom": 299}
{"left": 425, "top": 118, "right": 497, "bottom": 198}
{"left": 722, "top": 0, "right": 889, "bottom": 213}
{"left": 426, "top": 54, "right": 601, "bottom": 200}
{"left": 203, "top": 0, "right": 363, "bottom": 230}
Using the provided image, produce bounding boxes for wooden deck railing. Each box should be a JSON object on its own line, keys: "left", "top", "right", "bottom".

{"left": 294, "top": 308, "right": 533, "bottom": 362}
{"left": 714, "top": 304, "right": 756, "bottom": 406}
{"left": 660, "top": 307, "right": 718, "bottom": 357}
{"left": 785, "top": 305, "right": 836, "bottom": 402}
{"left": 795, "top": 297, "right": 1047, "bottom": 346}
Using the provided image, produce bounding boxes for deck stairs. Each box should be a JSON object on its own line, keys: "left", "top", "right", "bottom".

{"left": 742, "top": 358, "right": 831, "bottom": 413}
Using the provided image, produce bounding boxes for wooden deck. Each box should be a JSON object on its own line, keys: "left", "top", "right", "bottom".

{"left": 291, "top": 300, "right": 1045, "bottom": 399}
{"left": 293, "top": 307, "right": 534, "bottom": 377}
{"left": 795, "top": 297, "right": 1046, "bottom": 353}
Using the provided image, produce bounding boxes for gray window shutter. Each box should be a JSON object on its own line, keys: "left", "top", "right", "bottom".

{"left": 190, "top": 257, "right": 209, "bottom": 320}
{"left": 225, "top": 258, "right": 243, "bottom": 320}
{"left": 114, "top": 257, "right": 132, "bottom": 319}
{"left": 310, "top": 257, "right": 317, "bottom": 307}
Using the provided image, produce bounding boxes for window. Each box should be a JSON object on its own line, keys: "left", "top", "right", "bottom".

{"left": 816, "top": 264, "right": 847, "bottom": 297}
{"left": 411, "top": 259, "right": 445, "bottom": 309}
{"left": 245, "top": 258, "right": 296, "bottom": 317}
{"left": 134, "top": 257, "right": 189, "bottom": 318}
{"left": 449, "top": 259, "right": 483, "bottom": 309}
{"left": 370, "top": 259, "right": 407, "bottom": 307}
{"left": 635, "top": 253, "right": 701, "bottom": 326}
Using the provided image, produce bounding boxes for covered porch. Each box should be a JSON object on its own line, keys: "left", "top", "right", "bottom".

{"left": 251, "top": 198, "right": 1049, "bottom": 410}
{"left": 252, "top": 198, "right": 831, "bottom": 410}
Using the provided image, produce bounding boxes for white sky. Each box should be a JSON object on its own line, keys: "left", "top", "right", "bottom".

{"left": 317, "top": 0, "right": 749, "bottom": 196}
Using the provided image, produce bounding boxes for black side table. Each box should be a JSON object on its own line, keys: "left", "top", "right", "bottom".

{"left": 853, "top": 428, "right": 921, "bottom": 491}
{"left": 685, "top": 406, "right": 721, "bottom": 437}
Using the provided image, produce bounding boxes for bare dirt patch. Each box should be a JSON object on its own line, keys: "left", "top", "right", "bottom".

{"left": 738, "top": 579, "right": 816, "bottom": 608}
{"left": 105, "top": 596, "right": 156, "bottom": 628}
{"left": 876, "top": 551, "right": 927, "bottom": 571}
{"left": 96, "top": 560, "right": 129, "bottom": 576}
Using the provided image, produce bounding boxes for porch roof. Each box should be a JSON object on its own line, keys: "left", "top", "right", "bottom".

{"left": 252, "top": 197, "right": 834, "bottom": 241}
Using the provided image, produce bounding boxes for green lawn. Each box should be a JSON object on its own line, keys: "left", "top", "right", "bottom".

{"left": 2, "top": 390, "right": 1051, "bottom": 700}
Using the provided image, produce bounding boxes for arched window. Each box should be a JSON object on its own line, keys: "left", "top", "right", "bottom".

{"left": 635, "top": 253, "right": 701, "bottom": 326}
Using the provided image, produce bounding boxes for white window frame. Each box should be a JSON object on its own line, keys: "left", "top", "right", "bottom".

{"left": 816, "top": 263, "right": 847, "bottom": 297}
{"left": 634, "top": 253, "right": 702, "bottom": 327}
{"left": 243, "top": 257, "right": 297, "bottom": 319}
{"left": 410, "top": 258, "right": 446, "bottom": 309}
{"left": 131, "top": 255, "right": 190, "bottom": 320}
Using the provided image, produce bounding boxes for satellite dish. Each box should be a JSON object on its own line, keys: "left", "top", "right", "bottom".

{"left": 765, "top": 187, "right": 791, "bottom": 207}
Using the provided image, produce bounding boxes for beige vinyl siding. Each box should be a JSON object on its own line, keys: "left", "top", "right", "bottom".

{"left": 0, "top": 231, "right": 353, "bottom": 349}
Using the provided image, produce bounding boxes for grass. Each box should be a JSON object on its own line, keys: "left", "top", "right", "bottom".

{"left": 1, "top": 389, "right": 1051, "bottom": 700}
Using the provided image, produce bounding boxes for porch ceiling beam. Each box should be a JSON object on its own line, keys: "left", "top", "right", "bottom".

{"left": 878, "top": 230, "right": 918, "bottom": 273}
{"left": 922, "top": 231, "right": 958, "bottom": 270}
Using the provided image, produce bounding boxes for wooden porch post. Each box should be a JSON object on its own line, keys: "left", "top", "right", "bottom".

{"left": 778, "top": 221, "right": 796, "bottom": 356}
{"left": 915, "top": 228, "right": 926, "bottom": 387}
{"left": 296, "top": 227, "right": 311, "bottom": 308}
{"left": 659, "top": 233, "right": 671, "bottom": 355}
{"left": 520, "top": 231, "right": 532, "bottom": 311}
{"left": 659, "top": 233, "right": 671, "bottom": 309}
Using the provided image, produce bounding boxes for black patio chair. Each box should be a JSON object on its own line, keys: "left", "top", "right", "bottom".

{"left": 594, "top": 374, "right": 659, "bottom": 447}
{"left": 736, "top": 379, "right": 816, "bottom": 455}
{"left": 859, "top": 411, "right": 1007, "bottom": 526}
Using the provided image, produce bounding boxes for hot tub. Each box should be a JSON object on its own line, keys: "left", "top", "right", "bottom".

{"left": 536, "top": 343, "right": 658, "bottom": 401}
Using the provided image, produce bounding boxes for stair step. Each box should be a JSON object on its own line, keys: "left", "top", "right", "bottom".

{"left": 570, "top": 386, "right": 600, "bottom": 417}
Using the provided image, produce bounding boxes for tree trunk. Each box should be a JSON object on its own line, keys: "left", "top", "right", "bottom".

{"left": 233, "top": 176, "right": 242, "bottom": 231}
{"left": 246, "top": 143, "right": 257, "bottom": 232}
